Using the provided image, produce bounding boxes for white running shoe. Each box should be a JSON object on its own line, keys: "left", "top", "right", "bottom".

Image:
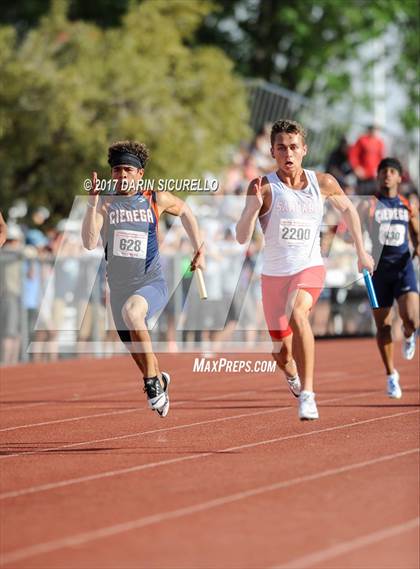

{"left": 156, "top": 372, "right": 171, "bottom": 418}
{"left": 143, "top": 373, "right": 171, "bottom": 417}
{"left": 286, "top": 375, "right": 301, "bottom": 398}
{"left": 298, "top": 390, "right": 319, "bottom": 420}
{"left": 387, "top": 370, "right": 402, "bottom": 399}
{"left": 402, "top": 333, "right": 416, "bottom": 360}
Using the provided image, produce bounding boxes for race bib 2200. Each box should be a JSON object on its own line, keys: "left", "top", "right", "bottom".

{"left": 279, "top": 219, "right": 312, "bottom": 244}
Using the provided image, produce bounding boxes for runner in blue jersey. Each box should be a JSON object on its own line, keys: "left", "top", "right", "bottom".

{"left": 359, "top": 158, "right": 419, "bottom": 399}
{"left": 82, "top": 141, "right": 205, "bottom": 417}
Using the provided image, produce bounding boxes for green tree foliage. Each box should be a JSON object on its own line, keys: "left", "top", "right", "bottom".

{"left": 0, "top": 0, "right": 131, "bottom": 31}
{"left": 392, "top": 0, "right": 419, "bottom": 130}
{"left": 197, "top": 0, "right": 419, "bottom": 130}
{"left": 0, "top": 0, "right": 249, "bottom": 215}
{"left": 2, "top": 1, "right": 417, "bottom": 134}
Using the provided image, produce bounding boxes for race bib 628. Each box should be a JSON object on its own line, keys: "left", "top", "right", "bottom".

{"left": 113, "top": 229, "right": 148, "bottom": 259}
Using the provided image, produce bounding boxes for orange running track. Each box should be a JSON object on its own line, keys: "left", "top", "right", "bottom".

{"left": 0, "top": 338, "right": 419, "bottom": 569}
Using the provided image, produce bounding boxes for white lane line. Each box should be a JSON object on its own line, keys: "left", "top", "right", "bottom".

{"left": 1, "top": 448, "right": 417, "bottom": 566}
{"left": 0, "top": 388, "right": 379, "bottom": 461}
{"left": 0, "top": 408, "right": 142, "bottom": 433}
{"left": 0, "top": 385, "right": 266, "bottom": 433}
{"left": 0, "top": 359, "right": 196, "bottom": 406}
{"left": 0, "top": 371, "right": 209, "bottom": 399}
{"left": 0, "top": 369, "right": 390, "bottom": 431}
{"left": 0, "top": 385, "right": 139, "bottom": 412}
{"left": 0, "top": 377, "right": 126, "bottom": 398}
{"left": 0, "top": 362, "right": 389, "bottom": 410}
{"left": 0, "top": 386, "right": 415, "bottom": 462}
{"left": 0, "top": 360, "right": 195, "bottom": 399}
{"left": 1, "top": 409, "right": 418, "bottom": 500}
{"left": 275, "top": 517, "right": 420, "bottom": 569}
{"left": 0, "top": 370, "right": 259, "bottom": 412}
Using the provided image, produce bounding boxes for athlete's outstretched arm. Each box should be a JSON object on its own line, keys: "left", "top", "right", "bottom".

{"left": 235, "top": 177, "right": 266, "bottom": 244}
{"left": 0, "top": 211, "right": 7, "bottom": 247}
{"left": 157, "top": 192, "right": 205, "bottom": 269}
{"left": 408, "top": 201, "right": 420, "bottom": 258}
{"left": 81, "top": 171, "right": 104, "bottom": 250}
{"left": 319, "top": 173, "right": 374, "bottom": 273}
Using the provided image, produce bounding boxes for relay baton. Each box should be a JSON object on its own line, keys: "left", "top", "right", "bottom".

{"left": 195, "top": 268, "right": 208, "bottom": 300}
{"left": 191, "top": 245, "right": 207, "bottom": 300}
{"left": 363, "top": 269, "right": 378, "bottom": 309}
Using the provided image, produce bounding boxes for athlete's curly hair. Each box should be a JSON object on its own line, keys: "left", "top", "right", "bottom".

{"left": 108, "top": 140, "right": 150, "bottom": 168}
{"left": 270, "top": 119, "right": 306, "bottom": 146}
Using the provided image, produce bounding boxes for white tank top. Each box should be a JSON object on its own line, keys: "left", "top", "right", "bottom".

{"left": 259, "top": 169, "right": 324, "bottom": 276}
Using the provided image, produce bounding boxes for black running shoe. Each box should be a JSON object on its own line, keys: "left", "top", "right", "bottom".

{"left": 156, "top": 372, "right": 170, "bottom": 417}
{"left": 143, "top": 376, "right": 166, "bottom": 411}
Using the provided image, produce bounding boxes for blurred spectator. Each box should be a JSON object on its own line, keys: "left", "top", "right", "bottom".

{"left": 251, "top": 123, "right": 273, "bottom": 171}
{"left": 212, "top": 226, "right": 246, "bottom": 348}
{"left": 23, "top": 229, "right": 49, "bottom": 355}
{"left": 349, "top": 125, "right": 385, "bottom": 194}
{"left": 75, "top": 250, "right": 106, "bottom": 355}
{"left": 0, "top": 225, "right": 24, "bottom": 364}
{"left": 182, "top": 222, "right": 225, "bottom": 353}
{"left": 243, "top": 155, "right": 259, "bottom": 182}
{"left": 31, "top": 206, "right": 50, "bottom": 227}
{"left": 1, "top": 122, "right": 417, "bottom": 364}
{"left": 237, "top": 233, "right": 268, "bottom": 344}
{"left": 222, "top": 164, "right": 244, "bottom": 195}
{"left": 325, "top": 136, "right": 353, "bottom": 183}
{"left": 49, "top": 226, "right": 80, "bottom": 359}
{"left": 32, "top": 245, "right": 56, "bottom": 362}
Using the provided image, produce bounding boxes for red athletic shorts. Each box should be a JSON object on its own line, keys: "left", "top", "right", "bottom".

{"left": 261, "top": 265, "right": 326, "bottom": 340}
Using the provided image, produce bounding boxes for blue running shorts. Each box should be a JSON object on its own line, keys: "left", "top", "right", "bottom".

{"left": 110, "top": 277, "right": 168, "bottom": 344}
{"left": 372, "top": 259, "right": 418, "bottom": 308}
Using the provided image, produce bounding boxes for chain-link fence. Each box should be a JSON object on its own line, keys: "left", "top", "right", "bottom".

{"left": 246, "top": 79, "right": 419, "bottom": 185}
{"left": 2, "top": 80, "right": 416, "bottom": 365}
{"left": 247, "top": 79, "right": 345, "bottom": 168}
{"left": 0, "top": 240, "right": 379, "bottom": 365}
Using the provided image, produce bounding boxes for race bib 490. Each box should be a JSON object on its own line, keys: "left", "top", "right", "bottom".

{"left": 379, "top": 223, "right": 405, "bottom": 247}
{"left": 113, "top": 229, "right": 148, "bottom": 258}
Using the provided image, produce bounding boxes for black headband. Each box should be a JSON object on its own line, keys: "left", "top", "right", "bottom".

{"left": 109, "top": 151, "right": 144, "bottom": 169}
{"left": 378, "top": 157, "right": 402, "bottom": 175}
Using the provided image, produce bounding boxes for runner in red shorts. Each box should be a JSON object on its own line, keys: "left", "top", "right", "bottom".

{"left": 237, "top": 120, "right": 374, "bottom": 420}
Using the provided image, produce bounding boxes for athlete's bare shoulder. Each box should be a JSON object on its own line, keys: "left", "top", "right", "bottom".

{"left": 409, "top": 197, "right": 419, "bottom": 217}
{"left": 315, "top": 171, "right": 343, "bottom": 198}
{"left": 156, "top": 190, "right": 185, "bottom": 216}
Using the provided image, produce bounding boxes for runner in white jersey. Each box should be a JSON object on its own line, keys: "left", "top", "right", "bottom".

{"left": 236, "top": 119, "right": 374, "bottom": 420}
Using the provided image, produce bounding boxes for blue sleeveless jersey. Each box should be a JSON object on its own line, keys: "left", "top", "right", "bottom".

{"left": 101, "top": 193, "right": 162, "bottom": 291}
{"left": 370, "top": 194, "right": 412, "bottom": 269}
